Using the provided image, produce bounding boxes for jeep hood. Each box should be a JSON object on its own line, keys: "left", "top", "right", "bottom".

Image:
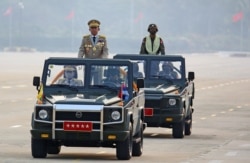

{"left": 45, "top": 94, "right": 122, "bottom": 105}
{"left": 144, "top": 85, "right": 180, "bottom": 95}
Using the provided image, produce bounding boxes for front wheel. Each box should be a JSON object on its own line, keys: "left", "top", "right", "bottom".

{"left": 132, "top": 121, "right": 143, "bottom": 156}
{"left": 185, "top": 110, "right": 192, "bottom": 135}
{"left": 47, "top": 143, "right": 61, "bottom": 154}
{"left": 172, "top": 120, "right": 185, "bottom": 138}
{"left": 31, "top": 138, "right": 47, "bottom": 158}
{"left": 116, "top": 123, "right": 133, "bottom": 160}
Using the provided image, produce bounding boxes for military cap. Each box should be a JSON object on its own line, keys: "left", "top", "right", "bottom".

{"left": 64, "top": 65, "right": 76, "bottom": 71}
{"left": 88, "top": 19, "right": 100, "bottom": 27}
{"left": 148, "top": 23, "right": 158, "bottom": 32}
{"left": 162, "top": 62, "right": 173, "bottom": 68}
{"left": 107, "top": 67, "right": 119, "bottom": 76}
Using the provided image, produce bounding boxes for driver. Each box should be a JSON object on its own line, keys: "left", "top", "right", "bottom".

{"left": 159, "top": 62, "right": 177, "bottom": 79}
{"left": 103, "top": 67, "right": 122, "bottom": 85}
{"left": 133, "top": 62, "right": 143, "bottom": 78}
{"left": 57, "top": 66, "right": 83, "bottom": 86}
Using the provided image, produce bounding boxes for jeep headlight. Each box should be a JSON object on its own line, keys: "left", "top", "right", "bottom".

{"left": 111, "top": 111, "right": 120, "bottom": 121}
{"left": 39, "top": 109, "right": 48, "bottom": 119}
{"left": 168, "top": 98, "right": 177, "bottom": 106}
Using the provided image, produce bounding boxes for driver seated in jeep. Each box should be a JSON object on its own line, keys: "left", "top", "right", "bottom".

{"left": 57, "top": 65, "right": 83, "bottom": 86}
{"left": 133, "top": 63, "right": 143, "bottom": 78}
{"left": 103, "top": 66, "right": 123, "bottom": 86}
{"left": 159, "top": 62, "right": 178, "bottom": 79}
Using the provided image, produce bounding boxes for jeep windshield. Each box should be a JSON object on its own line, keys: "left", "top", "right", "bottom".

{"left": 88, "top": 64, "right": 128, "bottom": 89}
{"left": 149, "top": 60, "right": 182, "bottom": 79}
{"left": 43, "top": 62, "right": 129, "bottom": 94}
{"left": 45, "top": 64, "right": 85, "bottom": 87}
{"left": 113, "top": 55, "right": 186, "bottom": 88}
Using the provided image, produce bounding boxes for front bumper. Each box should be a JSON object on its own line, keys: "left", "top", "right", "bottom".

{"left": 144, "top": 107, "right": 184, "bottom": 127}
{"left": 30, "top": 129, "right": 129, "bottom": 143}
{"left": 32, "top": 104, "right": 130, "bottom": 144}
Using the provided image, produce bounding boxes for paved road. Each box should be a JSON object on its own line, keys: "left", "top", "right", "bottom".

{"left": 0, "top": 52, "right": 250, "bottom": 163}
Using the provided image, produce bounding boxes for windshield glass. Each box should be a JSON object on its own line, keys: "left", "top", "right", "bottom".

{"left": 132, "top": 60, "right": 145, "bottom": 79}
{"left": 90, "top": 65, "right": 128, "bottom": 88}
{"left": 46, "top": 64, "right": 85, "bottom": 87}
{"left": 150, "top": 60, "right": 182, "bottom": 79}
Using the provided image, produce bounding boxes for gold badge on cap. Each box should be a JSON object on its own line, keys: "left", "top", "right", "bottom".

{"left": 88, "top": 19, "right": 100, "bottom": 28}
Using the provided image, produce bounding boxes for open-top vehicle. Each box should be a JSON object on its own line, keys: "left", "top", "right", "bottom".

{"left": 31, "top": 57, "right": 145, "bottom": 160}
{"left": 114, "top": 54, "right": 195, "bottom": 138}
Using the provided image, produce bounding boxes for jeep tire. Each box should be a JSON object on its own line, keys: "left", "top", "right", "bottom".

{"left": 172, "top": 120, "right": 185, "bottom": 138}
{"left": 31, "top": 138, "right": 47, "bottom": 158}
{"left": 132, "top": 120, "right": 143, "bottom": 156}
{"left": 47, "top": 141, "right": 61, "bottom": 154}
{"left": 185, "top": 111, "right": 192, "bottom": 135}
{"left": 116, "top": 123, "right": 132, "bottom": 160}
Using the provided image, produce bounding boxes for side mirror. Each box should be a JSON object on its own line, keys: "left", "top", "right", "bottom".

{"left": 188, "top": 72, "right": 195, "bottom": 81}
{"left": 137, "top": 78, "right": 144, "bottom": 89}
{"left": 33, "top": 76, "right": 40, "bottom": 90}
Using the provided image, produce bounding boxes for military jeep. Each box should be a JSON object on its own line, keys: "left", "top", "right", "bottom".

{"left": 114, "top": 54, "right": 195, "bottom": 138}
{"left": 31, "top": 57, "right": 145, "bottom": 160}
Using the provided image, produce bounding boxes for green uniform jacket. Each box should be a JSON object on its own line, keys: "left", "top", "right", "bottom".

{"left": 139, "top": 36, "right": 165, "bottom": 55}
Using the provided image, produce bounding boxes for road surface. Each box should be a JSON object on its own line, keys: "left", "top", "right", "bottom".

{"left": 0, "top": 52, "right": 249, "bottom": 162}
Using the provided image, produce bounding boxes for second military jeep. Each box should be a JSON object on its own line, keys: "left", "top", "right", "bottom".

{"left": 114, "top": 54, "right": 195, "bottom": 138}
{"left": 31, "top": 57, "right": 145, "bottom": 160}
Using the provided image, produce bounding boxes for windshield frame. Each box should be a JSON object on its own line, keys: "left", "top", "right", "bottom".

{"left": 41, "top": 57, "right": 134, "bottom": 98}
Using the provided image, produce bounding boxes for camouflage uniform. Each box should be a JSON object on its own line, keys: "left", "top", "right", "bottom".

{"left": 139, "top": 36, "right": 165, "bottom": 55}
{"left": 139, "top": 23, "right": 165, "bottom": 55}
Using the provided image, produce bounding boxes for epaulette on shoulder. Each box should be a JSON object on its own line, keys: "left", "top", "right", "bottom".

{"left": 83, "top": 34, "right": 90, "bottom": 38}
{"left": 99, "top": 35, "right": 106, "bottom": 38}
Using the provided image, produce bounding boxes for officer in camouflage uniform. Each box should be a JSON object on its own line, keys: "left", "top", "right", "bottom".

{"left": 78, "top": 19, "right": 108, "bottom": 58}
{"left": 139, "top": 23, "right": 165, "bottom": 55}
{"left": 78, "top": 19, "right": 109, "bottom": 84}
{"left": 140, "top": 24, "right": 165, "bottom": 75}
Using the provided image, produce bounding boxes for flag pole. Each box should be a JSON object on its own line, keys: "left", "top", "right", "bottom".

{"left": 8, "top": 10, "right": 13, "bottom": 48}
{"left": 71, "top": 15, "right": 74, "bottom": 51}
{"left": 65, "top": 10, "right": 74, "bottom": 52}
{"left": 240, "top": 16, "right": 243, "bottom": 51}
{"left": 130, "top": 0, "right": 134, "bottom": 35}
{"left": 18, "top": 1, "right": 24, "bottom": 47}
{"left": 239, "top": 2, "right": 244, "bottom": 51}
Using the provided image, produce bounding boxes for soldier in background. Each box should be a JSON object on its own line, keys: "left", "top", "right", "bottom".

{"left": 78, "top": 19, "right": 109, "bottom": 58}
{"left": 139, "top": 23, "right": 165, "bottom": 55}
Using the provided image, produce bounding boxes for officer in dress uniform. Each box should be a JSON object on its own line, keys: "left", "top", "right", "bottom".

{"left": 78, "top": 19, "right": 109, "bottom": 84}
{"left": 78, "top": 19, "right": 109, "bottom": 58}
{"left": 139, "top": 23, "right": 165, "bottom": 55}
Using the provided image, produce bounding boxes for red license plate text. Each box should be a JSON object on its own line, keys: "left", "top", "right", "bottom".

{"left": 63, "top": 121, "right": 93, "bottom": 132}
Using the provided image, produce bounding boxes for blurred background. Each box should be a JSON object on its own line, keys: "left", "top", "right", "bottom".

{"left": 0, "top": 0, "right": 250, "bottom": 54}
